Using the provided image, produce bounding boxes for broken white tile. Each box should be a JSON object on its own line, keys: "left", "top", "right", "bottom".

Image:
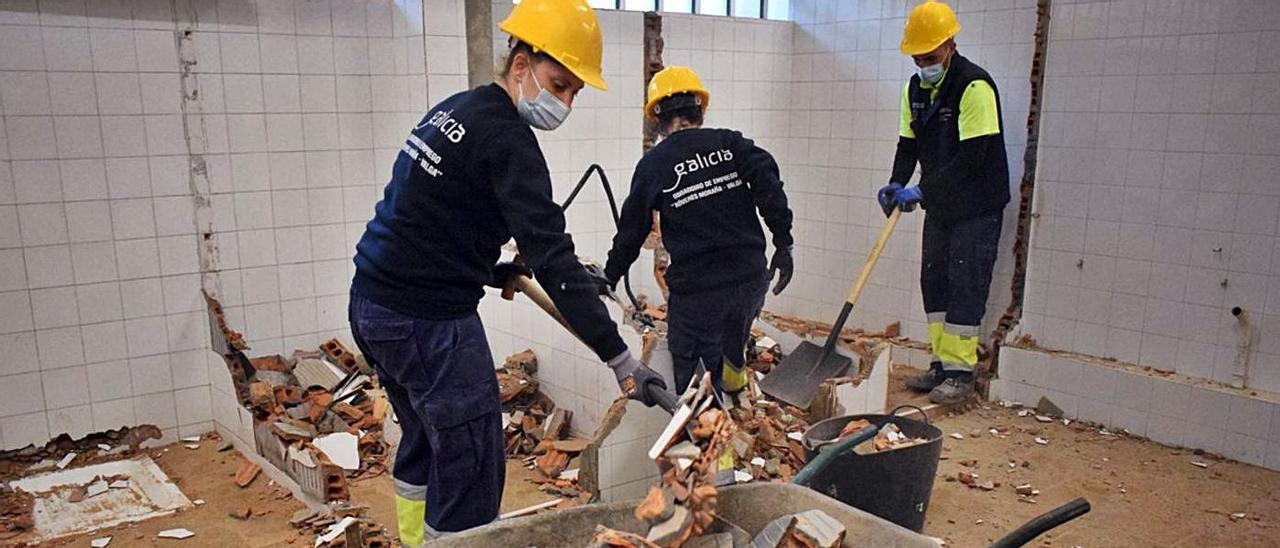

{"left": 1035, "top": 437, "right": 1049, "bottom": 446}
{"left": 950, "top": 433, "right": 965, "bottom": 440}
{"left": 755, "top": 336, "right": 777, "bottom": 349}
{"left": 750, "top": 457, "right": 766, "bottom": 467}
{"left": 1192, "top": 461, "right": 1209, "bottom": 468}
{"left": 183, "top": 444, "right": 200, "bottom": 450}
{"left": 91, "top": 537, "right": 111, "bottom": 547}
{"left": 193, "top": 499, "right": 205, "bottom": 505}
{"left": 734, "top": 470, "right": 752, "bottom": 483}
{"left": 157, "top": 528, "right": 194, "bottom": 539}
{"left": 1017, "top": 410, "right": 1030, "bottom": 417}
{"left": 315, "top": 517, "right": 356, "bottom": 546}
{"left": 56, "top": 453, "right": 76, "bottom": 469}
{"left": 786, "top": 431, "right": 804, "bottom": 441}
{"left": 502, "top": 413, "right": 511, "bottom": 429}
{"left": 559, "top": 469, "right": 578, "bottom": 481}
{"left": 180, "top": 436, "right": 201, "bottom": 443}
{"left": 97, "top": 444, "right": 111, "bottom": 452}
{"left": 1035, "top": 415, "right": 1053, "bottom": 423}
{"left": 312, "top": 432, "right": 359, "bottom": 471}
{"left": 85, "top": 479, "right": 109, "bottom": 498}
{"left": 676, "top": 458, "right": 693, "bottom": 471}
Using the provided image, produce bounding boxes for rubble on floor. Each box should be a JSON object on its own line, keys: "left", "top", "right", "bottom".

{"left": 0, "top": 425, "right": 164, "bottom": 479}
{"left": 760, "top": 311, "right": 916, "bottom": 368}
{"left": 205, "top": 293, "right": 393, "bottom": 547}
{"left": 290, "top": 503, "right": 390, "bottom": 548}
{"left": 498, "top": 350, "right": 595, "bottom": 509}
{"left": 0, "top": 425, "right": 167, "bottom": 539}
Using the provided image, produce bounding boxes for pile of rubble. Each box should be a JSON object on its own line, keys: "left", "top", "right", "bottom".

{"left": 0, "top": 425, "right": 166, "bottom": 538}
{"left": 817, "top": 419, "right": 931, "bottom": 455}
{"left": 289, "top": 503, "right": 390, "bottom": 548}
{"left": 725, "top": 394, "right": 810, "bottom": 482}
{"left": 497, "top": 350, "right": 594, "bottom": 509}
{"left": 598, "top": 373, "right": 735, "bottom": 547}
{"left": 206, "top": 293, "right": 390, "bottom": 509}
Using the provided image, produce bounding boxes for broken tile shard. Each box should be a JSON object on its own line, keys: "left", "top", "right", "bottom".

{"left": 158, "top": 528, "right": 195, "bottom": 539}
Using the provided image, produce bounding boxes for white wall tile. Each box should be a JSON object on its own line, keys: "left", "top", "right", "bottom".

{"left": 0, "top": 371, "right": 44, "bottom": 416}
{"left": 86, "top": 359, "right": 132, "bottom": 402}
{"left": 42, "top": 365, "right": 90, "bottom": 409}
{"left": 1, "top": 412, "right": 49, "bottom": 449}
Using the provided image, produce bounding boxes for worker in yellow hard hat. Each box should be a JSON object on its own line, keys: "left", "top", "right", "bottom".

{"left": 349, "top": 0, "right": 666, "bottom": 544}
{"left": 877, "top": 1, "right": 1009, "bottom": 404}
{"left": 603, "top": 66, "right": 794, "bottom": 398}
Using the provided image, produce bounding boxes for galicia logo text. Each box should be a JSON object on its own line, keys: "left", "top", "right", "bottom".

{"left": 666, "top": 148, "right": 733, "bottom": 192}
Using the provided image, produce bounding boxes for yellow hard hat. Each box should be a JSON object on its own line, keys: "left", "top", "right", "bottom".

{"left": 500, "top": 0, "right": 607, "bottom": 90}
{"left": 644, "top": 66, "right": 710, "bottom": 120}
{"left": 901, "top": 1, "right": 961, "bottom": 56}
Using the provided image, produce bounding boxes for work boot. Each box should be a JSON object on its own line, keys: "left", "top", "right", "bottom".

{"left": 929, "top": 374, "right": 975, "bottom": 405}
{"left": 905, "top": 361, "right": 945, "bottom": 392}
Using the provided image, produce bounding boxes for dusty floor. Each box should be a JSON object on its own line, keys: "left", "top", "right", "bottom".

{"left": 34, "top": 441, "right": 560, "bottom": 547}
{"left": 22, "top": 402, "right": 1279, "bottom": 547}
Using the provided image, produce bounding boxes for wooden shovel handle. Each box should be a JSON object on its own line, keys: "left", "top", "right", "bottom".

{"left": 845, "top": 208, "right": 901, "bottom": 306}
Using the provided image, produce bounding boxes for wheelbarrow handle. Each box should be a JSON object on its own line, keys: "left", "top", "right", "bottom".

{"left": 791, "top": 424, "right": 879, "bottom": 487}
{"left": 989, "top": 498, "right": 1091, "bottom": 548}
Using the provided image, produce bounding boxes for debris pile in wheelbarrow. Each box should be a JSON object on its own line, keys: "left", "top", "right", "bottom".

{"left": 594, "top": 373, "right": 738, "bottom": 547}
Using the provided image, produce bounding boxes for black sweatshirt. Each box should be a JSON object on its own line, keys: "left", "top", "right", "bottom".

{"left": 605, "top": 128, "right": 793, "bottom": 295}
{"left": 353, "top": 84, "right": 626, "bottom": 362}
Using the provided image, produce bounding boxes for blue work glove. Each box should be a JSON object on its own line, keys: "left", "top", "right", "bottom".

{"left": 892, "top": 185, "right": 924, "bottom": 213}
{"left": 607, "top": 351, "right": 668, "bottom": 407}
{"left": 877, "top": 182, "right": 903, "bottom": 217}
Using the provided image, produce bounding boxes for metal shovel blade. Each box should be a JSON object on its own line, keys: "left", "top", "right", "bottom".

{"left": 758, "top": 341, "right": 853, "bottom": 409}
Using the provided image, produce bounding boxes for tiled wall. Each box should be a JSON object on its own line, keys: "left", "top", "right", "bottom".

{"left": 994, "top": 346, "right": 1280, "bottom": 470}
{"left": 195, "top": 0, "right": 429, "bottom": 445}
{"left": 1021, "top": 0, "right": 1280, "bottom": 393}
{"left": 0, "top": 0, "right": 214, "bottom": 449}
{"left": 0, "top": 0, "right": 427, "bottom": 451}
{"left": 773, "top": 0, "right": 1037, "bottom": 344}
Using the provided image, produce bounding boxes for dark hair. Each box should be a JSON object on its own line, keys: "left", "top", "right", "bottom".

{"left": 500, "top": 40, "right": 553, "bottom": 79}
{"left": 655, "top": 92, "right": 704, "bottom": 133}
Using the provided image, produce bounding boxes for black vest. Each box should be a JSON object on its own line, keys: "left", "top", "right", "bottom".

{"left": 908, "top": 54, "right": 1010, "bottom": 220}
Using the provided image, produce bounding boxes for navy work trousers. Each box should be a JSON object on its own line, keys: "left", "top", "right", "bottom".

{"left": 666, "top": 272, "right": 769, "bottom": 392}
{"left": 920, "top": 211, "right": 1002, "bottom": 371}
{"left": 348, "top": 291, "right": 504, "bottom": 537}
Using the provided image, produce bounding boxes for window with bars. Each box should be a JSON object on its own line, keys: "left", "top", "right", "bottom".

{"left": 513, "top": 0, "right": 790, "bottom": 20}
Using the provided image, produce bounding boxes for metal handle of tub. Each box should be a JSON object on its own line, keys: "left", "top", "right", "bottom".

{"left": 791, "top": 424, "right": 879, "bottom": 487}
{"left": 889, "top": 404, "right": 930, "bottom": 424}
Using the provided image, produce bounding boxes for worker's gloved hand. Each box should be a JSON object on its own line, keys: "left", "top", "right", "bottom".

{"left": 891, "top": 185, "right": 924, "bottom": 213}
{"left": 488, "top": 261, "right": 533, "bottom": 289}
{"left": 877, "top": 182, "right": 903, "bottom": 217}
{"left": 768, "top": 246, "right": 793, "bottom": 296}
{"left": 607, "top": 351, "right": 668, "bottom": 407}
{"left": 582, "top": 263, "right": 616, "bottom": 297}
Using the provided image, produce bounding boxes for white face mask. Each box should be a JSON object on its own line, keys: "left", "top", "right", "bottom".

{"left": 517, "top": 66, "right": 571, "bottom": 130}
{"left": 919, "top": 62, "right": 946, "bottom": 85}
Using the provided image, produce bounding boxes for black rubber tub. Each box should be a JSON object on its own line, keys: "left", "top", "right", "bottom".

{"left": 800, "top": 405, "right": 944, "bottom": 533}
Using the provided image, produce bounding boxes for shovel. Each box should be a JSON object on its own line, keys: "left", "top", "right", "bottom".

{"left": 759, "top": 209, "right": 902, "bottom": 409}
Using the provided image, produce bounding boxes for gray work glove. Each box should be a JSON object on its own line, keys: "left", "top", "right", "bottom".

{"left": 607, "top": 351, "right": 667, "bottom": 407}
